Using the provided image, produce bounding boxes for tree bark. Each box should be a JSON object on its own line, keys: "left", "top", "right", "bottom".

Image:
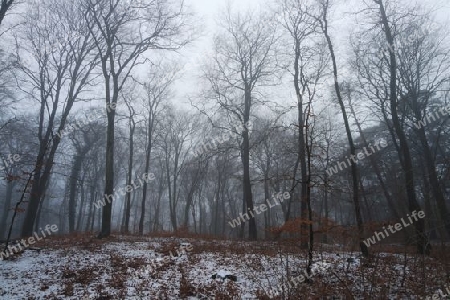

{"left": 375, "top": 0, "right": 430, "bottom": 254}
{"left": 413, "top": 107, "right": 450, "bottom": 236}
{"left": 0, "top": 179, "right": 15, "bottom": 239}
{"left": 241, "top": 87, "right": 257, "bottom": 240}
{"left": 99, "top": 100, "right": 116, "bottom": 238}
{"left": 320, "top": 0, "right": 368, "bottom": 257}
{"left": 76, "top": 183, "right": 86, "bottom": 231}
{"left": 69, "top": 151, "right": 88, "bottom": 233}
{"left": 293, "top": 37, "right": 310, "bottom": 249}
{"left": 123, "top": 111, "right": 135, "bottom": 234}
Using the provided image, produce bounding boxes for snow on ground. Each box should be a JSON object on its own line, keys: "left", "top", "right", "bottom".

{"left": 0, "top": 235, "right": 445, "bottom": 299}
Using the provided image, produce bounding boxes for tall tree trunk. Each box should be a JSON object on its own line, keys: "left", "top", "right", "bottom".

{"left": 35, "top": 174, "right": 51, "bottom": 232}
{"left": 123, "top": 116, "right": 135, "bottom": 234}
{"left": 139, "top": 112, "right": 153, "bottom": 235}
{"left": 183, "top": 189, "right": 195, "bottom": 229}
{"left": 183, "top": 164, "right": 204, "bottom": 229}
{"left": 323, "top": 166, "right": 329, "bottom": 244}
{"left": 166, "top": 147, "right": 180, "bottom": 232}
{"left": 85, "top": 188, "right": 96, "bottom": 232}
{"left": 21, "top": 57, "right": 91, "bottom": 237}
{"left": 421, "top": 161, "right": 438, "bottom": 239}
{"left": 320, "top": 1, "right": 368, "bottom": 257}
{"left": 99, "top": 96, "right": 116, "bottom": 238}
{"left": 242, "top": 87, "right": 257, "bottom": 240}
{"left": 263, "top": 147, "right": 271, "bottom": 236}
{"left": 0, "top": 180, "right": 15, "bottom": 239}
{"left": 306, "top": 116, "right": 313, "bottom": 274}
{"left": 238, "top": 199, "right": 245, "bottom": 238}
{"left": 69, "top": 154, "right": 85, "bottom": 233}
{"left": 294, "top": 38, "right": 310, "bottom": 249}
{"left": 375, "top": 0, "right": 429, "bottom": 254}
{"left": 213, "top": 189, "right": 220, "bottom": 235}
{"left": 76, "top": 183, "right": 86, "bottom": 231}
{"left": 152, "top": 171, "right": 164, "bottom": 232}
{"left": 414, "top": 112, "right": 450, "bottom": 237}
{"left": 21, "top": 148, "right": 46, "bottom": 236}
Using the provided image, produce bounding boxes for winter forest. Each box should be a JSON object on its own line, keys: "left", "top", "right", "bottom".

{"left": 0, "top": 0, "right": 449, "bottom": 298}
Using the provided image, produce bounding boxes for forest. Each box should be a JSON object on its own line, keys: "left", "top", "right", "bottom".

{"left": 0, "top": 0, "right": 449, "bottom": 299}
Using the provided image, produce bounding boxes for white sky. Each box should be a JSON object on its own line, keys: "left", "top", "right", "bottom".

{"left": 175, "top": 0, "right": 450, "bottom": 110}
{"left": 2, "top": 0, "right": 449, "bottom": 115}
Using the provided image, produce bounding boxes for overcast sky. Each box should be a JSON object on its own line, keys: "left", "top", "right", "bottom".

{"left": 174, "top": 0, "right": 450, "bottom": 109}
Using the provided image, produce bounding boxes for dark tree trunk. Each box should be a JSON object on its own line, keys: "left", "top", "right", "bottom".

{"left": 123, "top": 116, "right": 135, "bottom": 234}
{"left": 35, "top": 173, "right": 52, "bottom": 233}
{"left": 167, "top": 146, "right": 180, "bottom": 232}
{"left": 85, "top": 188, "right": 96, "bottom": 232}
{"left": 76, "top": 183, "right": 86, "bottom": 231}
{"left": 21, "top": 149, "right": 46, "bottom": 237}
{"left": 0, "top": 180, "right": 15, "bottom": 239}
{"left": 139, "top": 124, "right": 153, "bottom": 235}
{"left": 414, "top": 110, "right": 450, "bottom": 236}
{"left": 152, "top": 170, "right": 164, "bottom": 232}
{"left": 21, "top": 37, "right": 94, "bottom": 237}
{"left": 69, "top": 153, "right": 86, "bottom": 233}
{"left": 241, "top": 88, "right": 256, "bottom": 240}
{"left": 421, "top": 161, "right": 438, "bottom": 239}
{"left": 184, "top": 188, "right": 196, "bottom": 229}
{"left": 293, "top": 37, "right": 310, "bottom": 249}
{"left": 376, "top": 0, "right": 429, "bottom": 254}
{"left": 263, "top": 146, "right": 271, "bottom": 236}
{"left": 306, "top": 123, "right": 313, "bottom": 275}
{"left": 323, "top": 166, "right": 329, "bottom": 244}
{"left": 99, "top": 100, "right": 116, "bottom": 238}
{"left": 320, "top": 1, "right": 368, "bottom": 257}
{"left": 183, "top": 163, "right": 204, "bottom": 229}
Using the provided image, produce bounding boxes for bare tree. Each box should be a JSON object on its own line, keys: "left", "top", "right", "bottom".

{"left": 278, "top": 0, "right": 327, "bottom": 262}
{"left": 18, "top": 0, "right": 99, "bottom": 237}
{"left": 316, "top": 0, "right": 368, "bottom": 257}
{"left": 138, "top": 65, "right": 177, "bottom": 235}
{"left": 200, "top": 7, "right": 279, "bottom": 240}
{"left": 344, "top": 84, "right": 401, "bottom": 220}
{"left": 369, "top": 0, "right": 430, "bottom": 254}
{"left": 160, "top": 109, "right": 193, "bottom": 232}
{"left": 395, "top": 15, "right": 450, "bottom": 237}
{"left": 120, "top": 90, "right": 137, "bottom": 234}
{"left": 67, "top": 118, "right": 104, "bottom": 233}
{"left": 84, "top": 0, "right": 193, "bottom": 238}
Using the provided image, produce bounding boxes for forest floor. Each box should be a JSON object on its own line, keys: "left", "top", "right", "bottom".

{"left": 0, "top": 233, "right": 447, "bottom": 299}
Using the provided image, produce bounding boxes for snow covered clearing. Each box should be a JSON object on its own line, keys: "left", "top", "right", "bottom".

{"left": 0, "top": 235, "right": 447, "bottom": 299}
